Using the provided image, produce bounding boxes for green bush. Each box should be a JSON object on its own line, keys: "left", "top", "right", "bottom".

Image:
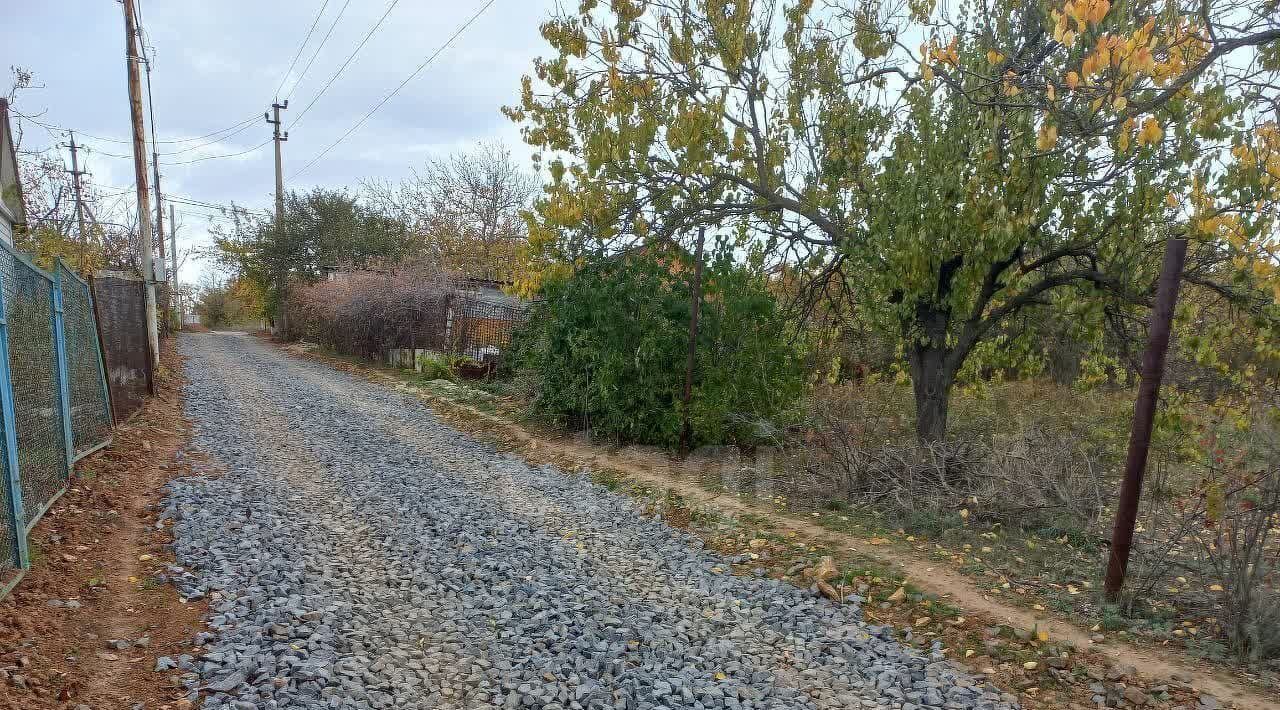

{"left": 415, "top": 352, "right": 455, "bottom": 381}
{"left": 511, "top": 246, "right": 805, "bottom": 447}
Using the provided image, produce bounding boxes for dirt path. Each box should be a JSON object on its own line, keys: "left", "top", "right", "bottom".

{"left": 0, "top": 341, "right": 206, "bottom": 709}
{"left": 279, "top": 342, "right": 1276, "bottom": 710}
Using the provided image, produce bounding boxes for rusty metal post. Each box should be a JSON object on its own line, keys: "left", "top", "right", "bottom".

{"left": 679, "top": 228, "right": 707, "bottom": 457}
{"left": 1104, "top": 237, "right": 1188, "bottom": 601}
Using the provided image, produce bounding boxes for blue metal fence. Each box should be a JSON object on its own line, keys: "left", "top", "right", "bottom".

{"left": 0, "top": 243, "right": 113, "bottom": 594}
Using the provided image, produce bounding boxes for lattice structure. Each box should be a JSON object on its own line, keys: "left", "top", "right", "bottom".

{"left": 447, "top": 291, "right": 528, "bottom": 362}
{"left": 0, "top": 248, "right": 67, "bottom": 528}
{"left": 0, "top": 246, "right": 114, "bottom": 577}
{"left": 56, "top": 263, "right": 112, "bottom": 456}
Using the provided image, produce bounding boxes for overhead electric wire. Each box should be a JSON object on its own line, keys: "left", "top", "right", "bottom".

{"left": 14, "top": 112, "right": 261, "bottom": 148}
{"left": 274, "top": 0, "right": 333, "bottom": 99}
{"left": 284, "top": 0, "right": 355, "bottom": 102}
{"left": 287, "top": 0, "right": 403, "bottom": 130}
{"left": 289, "top": 0, "right": 497, "bottom": 180}
{"left": 161, "top": 138, "right": 273, "bottom": 166}
{"left": 166, "top": 195, "right": 271, "bottom": 217}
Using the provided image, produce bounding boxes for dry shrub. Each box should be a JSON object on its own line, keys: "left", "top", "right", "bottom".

{"left": 285, "top": 264, "right": 454, "bottom": 359}
{"left": 785, "top": 380, "right": 1122, "bottom": 532}
{"left": 1123, "top": 405, "right": 1280, "bottom": 663}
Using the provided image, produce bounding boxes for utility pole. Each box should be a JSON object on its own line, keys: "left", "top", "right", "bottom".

{"left": 169, "top": 202, "right": 178, "bottom": 328}
{"left": 679, "top": 227, "right": 707, "bottom": 457}
{"left": 267, "top": 101, "right": 288, "bottom": 222}
{"left": 142, "top": 50, "right": 166, "bottom": 275}
{"left": 1104, "top": 237, "right": 1189, "bottom": 600}
{"left": 267, "top": 101, "right": 288, "bottom": 333}
{"left": 169, "top": 203, "right": 177, "bottom": 288}
{"left": 151, "top": 151, "right": 166, "bottom": 275}
{"left": 65, "top": 132, "right": 90, "bottom": 270}
{"left": 122, "top": 0, "right": 159, "bottom": 367}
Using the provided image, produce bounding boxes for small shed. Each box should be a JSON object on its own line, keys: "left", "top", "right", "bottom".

{"left": 0, "top": 99, "right": 26, "bottom": 247}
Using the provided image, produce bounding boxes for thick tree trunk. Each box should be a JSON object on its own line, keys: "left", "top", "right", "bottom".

{"left": 907, "top": 303, "right": 957, "bottom": 444}
{"left": 908, "top": 344, "right": 954, "bottom": 444}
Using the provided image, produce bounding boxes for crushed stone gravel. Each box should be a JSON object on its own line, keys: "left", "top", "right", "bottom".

{"left": 163, "top": 333, "right": 1020, "bottom": 710}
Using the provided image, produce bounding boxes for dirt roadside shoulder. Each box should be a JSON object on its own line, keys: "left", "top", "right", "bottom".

{"left": 276, "top": 339, "right": 1279, "bottom": 710}
{"left": 0, "top": 338, "right": 207, "bottom": 710}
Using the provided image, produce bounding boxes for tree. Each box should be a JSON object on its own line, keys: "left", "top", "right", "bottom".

{"left": 209, "top": 187, "right": 417, "bottom": 319}
{"left": 363, "top": 142, "right": 537, "bottom": 284}
{"left": 10, "top": 66, "right": 141, "bottom": 274}
{"left": 508, "top": 0, "right": 1280, "bottom": 441}
{"left": 194, "top": 273, "right": 264, "bottom": 328}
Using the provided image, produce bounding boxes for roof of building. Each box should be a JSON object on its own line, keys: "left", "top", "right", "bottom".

{"left": 0, "top": 99, "right": 27, "bottom": 228}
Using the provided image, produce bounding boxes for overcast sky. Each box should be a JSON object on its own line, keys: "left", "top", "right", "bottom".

{"left": 3, "top": 0, "right": 559, "bottom": 284}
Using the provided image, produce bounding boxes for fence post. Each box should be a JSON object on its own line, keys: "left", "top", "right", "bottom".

{"left": 0, "top": 270, "right": 30, "bottom": 568}
{"left": 51, "top": 268, "right": 76, "bottom": 473}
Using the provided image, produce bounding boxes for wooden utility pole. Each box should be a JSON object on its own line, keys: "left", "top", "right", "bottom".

{"left": 122, "top": 0, "right": 159, "bottom": 366}
{"left": 65, "top": 132, "right": 90, "bottom": 269}
{"left": 679, "top": 227, "right": 707, "bottom": 457}
{"left": 1104, "top": 237, "right": 1189, "bottom": 600}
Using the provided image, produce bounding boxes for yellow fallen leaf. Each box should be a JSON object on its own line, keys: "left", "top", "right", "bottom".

{"left": 1036, "top": 629, "right": 1050, "bottom": 642}
{"left": 1209, "top": 584, "right": 1224, "bottom": 592}
{"left": 714, "top": 672, "right": 726, "bottom": 681}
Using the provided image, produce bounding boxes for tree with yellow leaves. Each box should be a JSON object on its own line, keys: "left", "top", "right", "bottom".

{"left": 508, "top": 0, "right": 1279, "bottom": 442}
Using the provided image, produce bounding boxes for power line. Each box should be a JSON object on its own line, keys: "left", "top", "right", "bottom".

{"left": 161, "top": 138, "right": 273, "bottom": 166}
{"left": 289, "top": 0, "right": 497, "bottom": 180}
{"left": 284, "top": 0, "right": 355, "bottom": 102}
{"left": 166, "top": 195, "right": 271, "bottom": 217}
{"left": 274, "top": 0, "right": 333, "bottom": 99}
{"left": 288, "top": 0, "right": 403, "bottom": 130}
{"left": 13, "top": 112, "right": 261, "bottom": 147}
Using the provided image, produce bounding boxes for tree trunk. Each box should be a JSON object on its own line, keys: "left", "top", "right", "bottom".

{"left": 907, "top": 303, "right": 956, "bottom": 444}
{"left": 909, "top": 343, "right": 954, "bottom": 444}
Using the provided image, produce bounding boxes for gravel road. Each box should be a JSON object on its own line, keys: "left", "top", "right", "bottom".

{"left": 163, "top": 333, "right": 1018, "bottom": 710}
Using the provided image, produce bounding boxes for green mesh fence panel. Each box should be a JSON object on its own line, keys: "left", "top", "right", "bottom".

{"left": 0, "top": 247, "right": 70, "bottom": 528}
{"left": 56, "top": 263, "right": 112, "bottom": 456}
{"left": 0, "top": 387, "right": 16, "bottom": 569}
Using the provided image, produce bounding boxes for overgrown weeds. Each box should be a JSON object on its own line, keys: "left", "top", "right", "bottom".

{"left": 785, "top": 380, "right": 1124, "bottom": 533}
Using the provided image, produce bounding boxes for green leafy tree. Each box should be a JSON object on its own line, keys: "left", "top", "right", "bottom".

{"left": 210, "top": 187, "right": 418, "bottom": 318}
{"left": 508, "top": 0, "right": 1280, "bottom": 441}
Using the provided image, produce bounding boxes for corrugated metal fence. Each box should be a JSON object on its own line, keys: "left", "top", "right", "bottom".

{"left": 92, "top": 273, "right": 159, "bottom": 421}
{"left": 0, "top": 244, "right": 113, "bottom": 595}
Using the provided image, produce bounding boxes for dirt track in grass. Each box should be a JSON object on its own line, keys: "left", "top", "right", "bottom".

{"left": 0, "top": 340, "right": 208, "bottom": 710}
